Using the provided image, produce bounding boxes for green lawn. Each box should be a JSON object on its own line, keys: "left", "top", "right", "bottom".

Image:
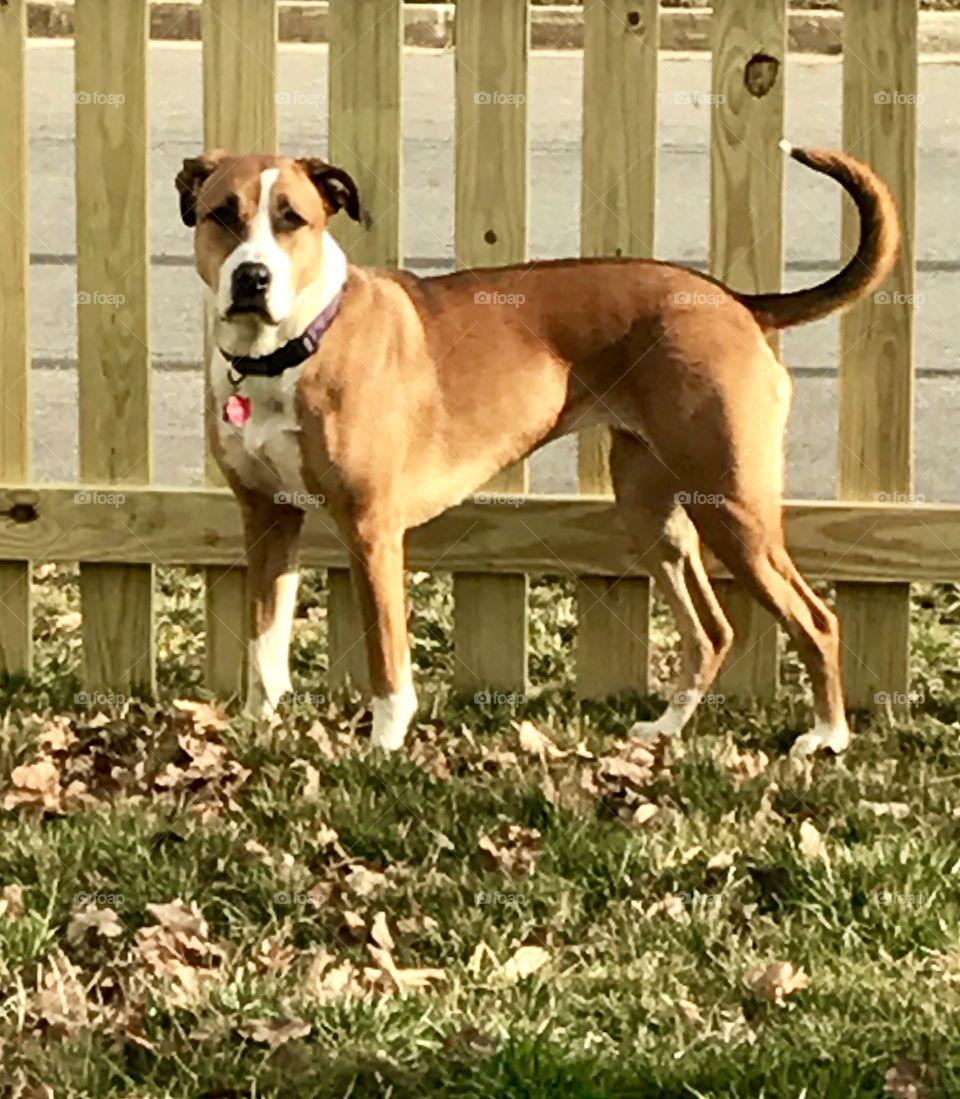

{"left": 1, "top": 567, "right": 959, "bottom": 1097}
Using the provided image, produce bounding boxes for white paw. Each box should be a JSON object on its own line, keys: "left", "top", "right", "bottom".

{"left": 369, "top": 686, "right": 417, "bottom": 753}
{"left": 628, "top": 718, "right": 677, "bottom": 743}
{"left": 791, "top": 721, "right": 850, "bottom": 757}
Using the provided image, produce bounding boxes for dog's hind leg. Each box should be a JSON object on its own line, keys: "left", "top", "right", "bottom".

{"left": 688, "top": 495, "right": 849, "bottom": 756}
{"left": 608, "top": 431, "right": 734, "bottom": 740}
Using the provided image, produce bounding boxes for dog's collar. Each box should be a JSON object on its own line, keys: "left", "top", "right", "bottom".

{"left": 222, "top": 288, "right": 344, "bottom": 379}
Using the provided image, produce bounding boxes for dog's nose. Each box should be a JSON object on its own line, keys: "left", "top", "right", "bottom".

{"left": 231, "top": 262, "right": 271, "bottom": 302}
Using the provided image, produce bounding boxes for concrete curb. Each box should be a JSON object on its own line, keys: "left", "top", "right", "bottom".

{"left": 23, "top": 3, "right": 960, "bottom": 55}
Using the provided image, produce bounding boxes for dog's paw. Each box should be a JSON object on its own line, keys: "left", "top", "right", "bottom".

{"left": 791, "top": 721, "right": 850, "bottom": 758}
{"left": 628, "top": 719, "right": 676, "bottom": 743}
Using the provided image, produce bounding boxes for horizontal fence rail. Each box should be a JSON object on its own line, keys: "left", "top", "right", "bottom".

{"left": 0, "top": 0, "right": 935, "bottom": 708}
{"left": 0, "top": 489, "right": 957, "bottom": 584}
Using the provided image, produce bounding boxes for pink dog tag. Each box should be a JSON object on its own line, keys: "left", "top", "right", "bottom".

{"left": 223, "top": 394, "right": 251, "bottom": 426}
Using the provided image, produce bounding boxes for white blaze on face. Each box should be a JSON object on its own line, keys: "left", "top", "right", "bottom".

{"left": 217, "top": 167, "right": 294, "bottom": 324}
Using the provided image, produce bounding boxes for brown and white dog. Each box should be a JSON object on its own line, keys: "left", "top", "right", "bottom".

{"left": 175, "top": 142, "right": 898, "bottom": 755}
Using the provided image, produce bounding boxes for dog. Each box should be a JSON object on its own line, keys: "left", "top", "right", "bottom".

{"left": 175, "top": 141, "right": 898, "bottom": 755}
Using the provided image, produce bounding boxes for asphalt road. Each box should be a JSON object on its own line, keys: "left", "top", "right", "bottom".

{"left": 22, "top": 43, "right": 960, "bottom": 500}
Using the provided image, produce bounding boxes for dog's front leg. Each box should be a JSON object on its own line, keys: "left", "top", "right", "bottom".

{"left": 241, "top": 495, "right": 304, "bottom": 719}
{"left": 345, "top": 525, "right": 416, "bottom": 751}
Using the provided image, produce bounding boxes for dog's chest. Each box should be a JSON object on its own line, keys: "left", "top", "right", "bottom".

{"left": 213, "top": 357, "right": 308, "bottom": 498}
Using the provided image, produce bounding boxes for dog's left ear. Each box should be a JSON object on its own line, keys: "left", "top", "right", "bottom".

{"left": 298, "top": 158, "right": 362, "bottom": 223}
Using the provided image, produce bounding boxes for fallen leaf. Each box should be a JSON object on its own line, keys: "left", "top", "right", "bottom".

{"left": 370, "top": 911, "right": 395, "bottom": 951}
{"left": 676, "top": 997, "right": 703, "bottom": 1024}
{"left": 173, "top": 698, "right": 230, "bottom": 731}
{"left": 366, "top": 943, "right": 445, "bottom": 992}
{"left": 720, "top": 742, "right": 769, "bottom": 787}
{"left": 884, "top": 1056, "right": 928, "bottom": 1099}
{"left": 646, "top": 893, "right": 686, "bottom": 920}
{"left": 798, "top": 820, "right": 828, "bottom": 860}
{"left": 4, "top": 757, "right": 63, "bottom": 812}
{"left": 746, "top": 961, "right": 809, "bottom": 1005}
{"left": 66, "top": 903, "right": 124, "bottom": 944}
{"left": 706, "top": 850, "right": 737, "bottom": 871}
{"left": 240, "top": 1016, "right": 310, "bottom": 1048}
{"left": 0, "top": 883, "right": 24, "bottom": 918}
{"left": 516, "top": 720, "right": 568, "bottom": 761}
{"left": 498, "top": 944, "right": 550, "bottom": 985}
{"left": 478, "top": 823, "right": 541, "bottom": 878}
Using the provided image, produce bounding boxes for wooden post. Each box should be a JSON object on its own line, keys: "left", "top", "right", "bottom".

{"left": 201, "top": 0, "right": 278, "bottom": 699}
{"left": 576, "top": 0, "right": 658, "bottom": 698}
{"left": 0, "top": 0, "right": 32, "bottom": 676}
{"left": 75, "top": 0, "right": 154, "bottom": 694}
{"left": 709, "top": 0, "right": 787, "bottom": 699}
{"left": 326, "top": 0, "right": 403, "bottom": 692}
{"left": 836, "top": 0, "right": 918, "bottom": 711}
{"left": 451, "top": 0, "right": 530, "bottom": 693}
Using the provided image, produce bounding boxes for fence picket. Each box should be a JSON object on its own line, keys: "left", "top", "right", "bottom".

{"left": 75, "top": 0, "right": 154, "bottom": 693}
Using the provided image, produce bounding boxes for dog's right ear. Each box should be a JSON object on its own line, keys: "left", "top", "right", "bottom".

{"left": 175, "top": 152, "right": 224, "bottom": 227}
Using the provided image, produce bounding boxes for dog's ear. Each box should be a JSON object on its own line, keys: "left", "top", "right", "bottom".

{"left": 298, "top": 158, "right": 362, "bottom": 223}
{"left": 175, "top": 152, "right": 224, "bottom": 227}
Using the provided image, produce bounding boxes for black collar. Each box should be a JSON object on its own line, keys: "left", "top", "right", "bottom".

{"left": 223, "top": 288, "right": 344, "bottom": 379}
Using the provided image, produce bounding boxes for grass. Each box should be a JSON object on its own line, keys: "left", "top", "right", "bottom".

{"left": 1, "top": 568, "right": 960, "bottom": 1097}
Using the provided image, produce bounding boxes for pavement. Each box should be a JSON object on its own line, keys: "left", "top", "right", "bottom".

{"left": 22, "top": 43, "right": 960, "bottom": 501}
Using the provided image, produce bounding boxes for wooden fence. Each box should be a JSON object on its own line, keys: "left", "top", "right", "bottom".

{"left": 0, "top": 0, "right": 946, "bottom": 712}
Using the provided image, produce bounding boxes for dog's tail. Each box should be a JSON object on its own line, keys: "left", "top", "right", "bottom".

{"left": 737, "top": 141, "right": 900, "bottom": 331}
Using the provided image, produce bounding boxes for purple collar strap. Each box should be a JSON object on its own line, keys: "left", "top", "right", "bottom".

{"left": 224, "top": 287, "right": 344, "bottom": 379}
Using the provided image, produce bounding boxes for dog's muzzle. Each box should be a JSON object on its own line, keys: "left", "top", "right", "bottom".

{"left": 229, "top": 262, "right": 272, "bottom": 318}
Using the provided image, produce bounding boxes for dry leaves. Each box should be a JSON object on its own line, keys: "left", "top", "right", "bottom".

{"left": 4, "top": 758, "right": 64, "bottom": 812}
{"left": 746, "top": 961, "right": 810, "bottom": 1005}
{"left": 720, "top": 742, "right": 769, "bottom": 788}
{"left": 516, "top": 721, "right": 569, "bottom": 762}
{"left": 478, "top": 823, "right": 541, "bottom": 877}
{"left": 0, "top": 883, "right": 24, "bottom": 918}
{"left": 66, "top": 903, "right": 124, "bottom": 945}
{"left": 239, "top": 1016, "right": 311, "bottom": 1048}
{"left": 798, "top": 819, "right": 828, "bottom": 861}
{"left": 135, "top": 899, "right": 225, "bottom": 1005}
{"left": 884, "top": 1057, "right": 929, "bottom": 1099}
{"left": 497, "top": 944, "right": 551, "bottom": 985}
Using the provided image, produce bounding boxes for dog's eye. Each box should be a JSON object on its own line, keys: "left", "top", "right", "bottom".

{"left": 207, "top": 202, "right": 240, "bottom": 231}
{"left": 278, "top": 206, "right": 307, "bottom": 231}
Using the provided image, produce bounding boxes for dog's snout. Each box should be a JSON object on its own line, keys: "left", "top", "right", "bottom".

{"left": 232, "top": 262, "right": 271, "bottom": 302}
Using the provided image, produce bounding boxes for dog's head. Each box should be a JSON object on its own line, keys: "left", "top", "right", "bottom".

{"left": 176, "top": 152, "right": 361, "bottom": 356}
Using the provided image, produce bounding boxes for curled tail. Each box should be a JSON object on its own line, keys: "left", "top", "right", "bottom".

{"left": 738, "top": 142, "right": 900, "bottom": 331}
